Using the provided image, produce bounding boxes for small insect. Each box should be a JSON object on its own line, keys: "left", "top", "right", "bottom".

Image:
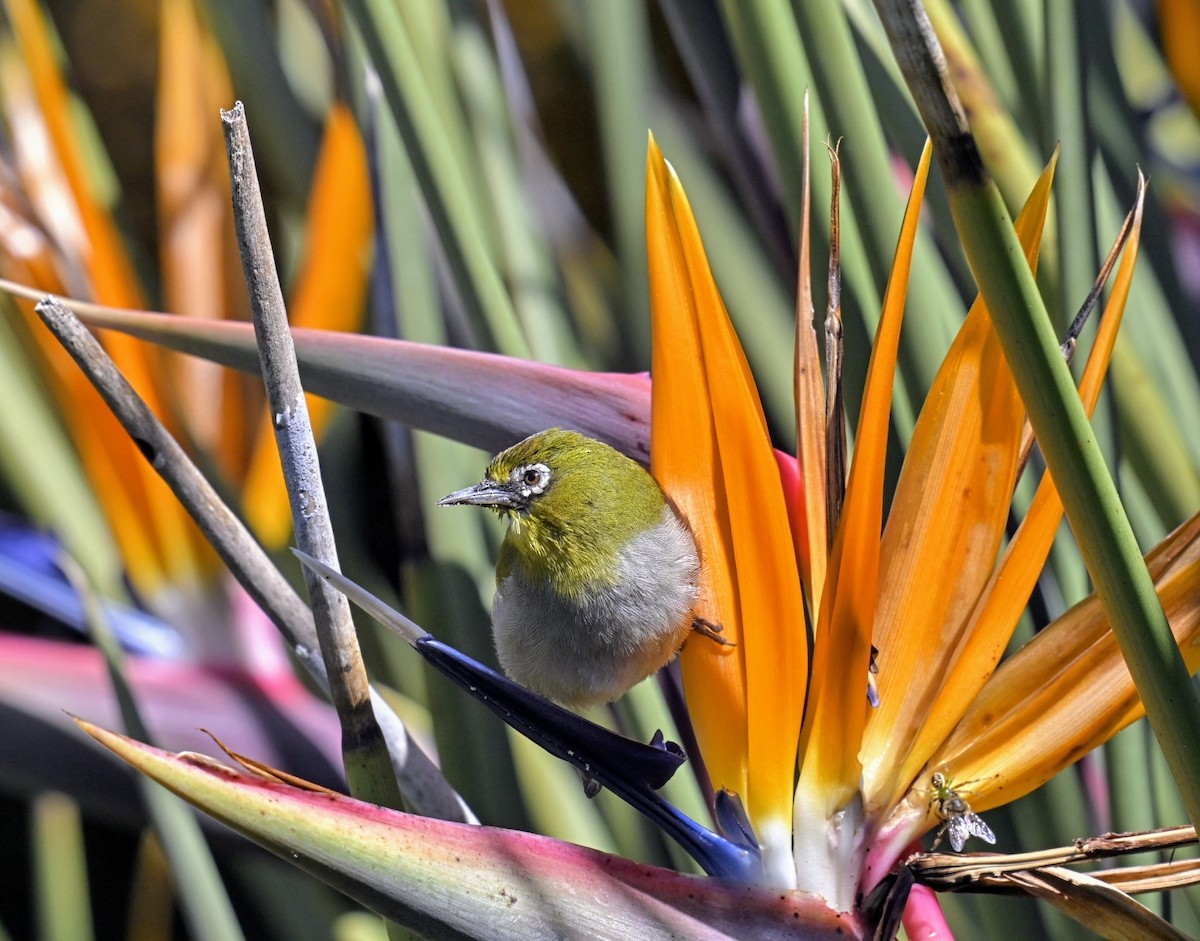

{"left": 929, "top": 772, "right": 996, "bottom": 852}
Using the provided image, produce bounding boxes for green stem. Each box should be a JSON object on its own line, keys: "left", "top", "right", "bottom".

{"left": 342, "top": 0, "right": 530, "bottom": 358}
{"left": 875, "top": 0, "right": 1200, "bottom": 834}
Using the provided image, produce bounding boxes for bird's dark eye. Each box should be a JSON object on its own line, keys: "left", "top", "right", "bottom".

{"left": 515, "top": 463, "right": 551, "bottom": 495}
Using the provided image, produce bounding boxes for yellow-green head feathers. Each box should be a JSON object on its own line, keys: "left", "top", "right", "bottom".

{"left": 438, "top": 427, "right": 704, "bottom": 709}
{"left": 439, "top": 429, "right": 670, "bottom": 597}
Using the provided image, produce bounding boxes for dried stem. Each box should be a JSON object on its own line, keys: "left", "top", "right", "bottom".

{"left": 911, "top": 824, "right": 1198, "bottom": 888}
{"left": 221, "top": 101, "right": 401, "bottom": 812}
{"left": 34, "top": 299, "right": 314, "bottom": 652}
{"left": 1014, "top": 194, "right": 1140, "bottom": 477}
{"left": 32, "top": 296, "right": 470, "bottom": 822}
{"left": 872, "top": 826, "right": 1200, "bottom": 940}
{"left": 793, "top": 90, "right": 829, "bottom": 622}
{"left": 824, "top": 139, "right": 847, "bottom": 544}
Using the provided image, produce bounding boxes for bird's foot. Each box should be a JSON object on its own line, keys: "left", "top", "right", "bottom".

{"left": 692, "top": 617, "right": 735, "bottom": 646}
{"left": 578, "top": 768, "right": 602, "bottom": 799}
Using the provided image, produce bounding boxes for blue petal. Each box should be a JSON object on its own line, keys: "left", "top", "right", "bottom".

{"left": 416, "top": 637, "right": 762, "bottom": 882}
{"left": 713, "top": 788, "right": 760, "bottom": 854}
{"left": 0, "top": 522, "right": 185, "bottom": 658}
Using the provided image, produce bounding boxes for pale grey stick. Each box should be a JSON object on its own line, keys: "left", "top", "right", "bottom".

{"left": 33, "top": 296, "right": 473, "bottom": 823}
{"left": 221, "top": 101, "right": 404, "bottom": 812}
{"left": 35, "top": 298, "right": 313, "bottom": 651}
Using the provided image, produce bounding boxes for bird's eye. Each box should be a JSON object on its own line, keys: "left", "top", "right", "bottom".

{"left": 515, "top": 463, "right": 551, "bottom": 496}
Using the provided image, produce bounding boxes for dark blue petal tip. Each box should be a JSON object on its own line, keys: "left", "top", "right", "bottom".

{"left": 713, "top": 788, "right": 762, "bottom": 858}
{"left": 415, "top": 637, "right": 761, "bottom": 882}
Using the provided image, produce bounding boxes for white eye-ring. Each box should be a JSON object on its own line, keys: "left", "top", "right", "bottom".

{"left": 514, "top": 463, "right": 551, "bottom": 497}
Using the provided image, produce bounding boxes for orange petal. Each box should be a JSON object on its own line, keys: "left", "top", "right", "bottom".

{"left": 859, "top": 153, "right": 1058, "bottom": 809}
{"left": 0, "top": 183, "right": 159, "bottom": 586}
{"left": 275, "top": 103, "right": 375, "bottom": 336}
{"left": 0, "top": 35, "right": 198, "bottom": 593}
{"left": 1160, "top": 0, "right": 1200, "bottom": 121}
{"left": 6, "top": 0, "right": 143, "bottom": 308}
{"left": 913, "top": 181, "right": 1151, "bottom": 810}
{"left": 157, "top": 0, "right": 246, "bottom": 470}
{"left": 795, "top": 140, "right": 933, "bottom": 818}
{"left": 647, "top": 139, "right": 746, "bottom": 800}
{"left": 647, "top": 137, "right": 807, "bottom": 845}
{"left": 242, "top": 103, "right": 374, "bottom": 547}
{"left": 927, "top": 511, "right": 1200, "bottom": 815}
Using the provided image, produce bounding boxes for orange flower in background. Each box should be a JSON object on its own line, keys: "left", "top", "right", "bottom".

{"left": 0, "top": 0, "right": 373, "bottom": 605}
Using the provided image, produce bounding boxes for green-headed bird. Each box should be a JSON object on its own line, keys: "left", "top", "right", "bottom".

{"left": 439, "top": 428, "right": 724, "bottom": 710}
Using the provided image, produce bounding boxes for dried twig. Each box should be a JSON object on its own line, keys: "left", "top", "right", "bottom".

{"left": 223, "top": 100, "right": 396, "bottom": 811}
{"left": 32, "top": 296, "right": 471, "bottom": 822}
{"left": 824, "top": 139, "right": 847, "bottom": 543}
{"left": 909, "top": 824, "right": 1199, "bottom": 891}
{"left": 35, "top": 297, "right": 312, "bottom": 650}
{"left": 877, "top": 826, "right": 1200, "bottom": 941}
{"left": 792, "top": 91, "right": 829, "bottom": 619}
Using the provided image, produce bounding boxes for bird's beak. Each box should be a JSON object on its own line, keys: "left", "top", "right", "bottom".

{"left": 437, "top": 481, "right": 522, "bottom": 509}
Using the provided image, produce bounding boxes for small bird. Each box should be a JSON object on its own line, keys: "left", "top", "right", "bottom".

{"left": 438, "top": 428, "right": 721, "bottom": 710}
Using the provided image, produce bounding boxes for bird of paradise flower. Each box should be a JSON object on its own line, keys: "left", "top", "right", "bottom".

{"left": 645, "top": 126, "right": 1200, "bottom": 919}
{"left": 72, "top": 130, "right": 1200, "bottom": 940}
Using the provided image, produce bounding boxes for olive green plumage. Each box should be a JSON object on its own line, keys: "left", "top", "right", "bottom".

{"left": 439, "top": 428, "right": 701, "bottom": 709}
